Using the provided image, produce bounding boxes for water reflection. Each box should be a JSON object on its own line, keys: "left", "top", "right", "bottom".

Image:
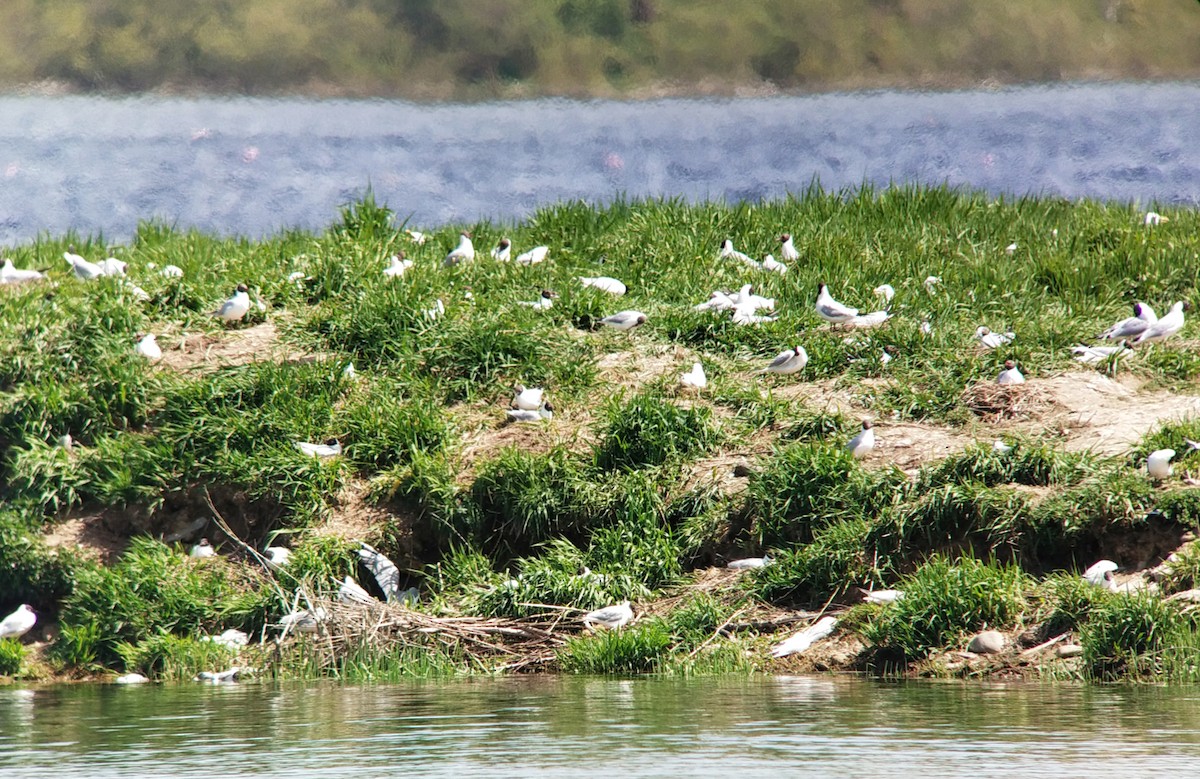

{"left": 3, "top": 678, "right": 1200, "bottom": 777}
{"left": 1, "top": 82, "right": 1198, "bottom": 246}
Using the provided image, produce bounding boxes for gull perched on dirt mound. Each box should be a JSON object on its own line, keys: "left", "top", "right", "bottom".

{"left": 444, "top": 231, "right": 475, "bottom": 266}
{"left": 771, "top": 615, "right": 838, "bottom": 657}
{"left": 135, "top": 333, "right": 162, "bottom": 362}
{"left": 512, "top": 384, "right": 544, "bottom": 410}
{"left": 213, "top": 284, "right": 251, "bottom": 322}
{"left": 189, "top": 538, "right": 216, "bottom": 558}
{"left": 815, "top": 283, "right": 857, "bottom": 324}
{"left": 1101, "top": 302, "right": 1156, "bottom": 340}
{"left": 996, "top": 360, "right": 1025, "bottom": 385}
{"left": 757, "top": 346, "right": 808, "bottom": 375}
{"left": 1135, "top": 301, "right": 1188, "bottom": 344}
{"left": 846, "top": 419, "right": 875, "bottom": 459}
{"left": 0, "top": 605, "right": 36, "bottom": 639}
{"left": 1082, "top": 560, "right": 1119, "bottom": 590}
{"left": 506, "top": 402, "right": 554, "bottom": 423}
{"left": 600, "top": 310, "right": 647, "bottom": 331}
{"left": 579, "top": 276, "right": 626, "bottom": 295}
{"left": 582, "top": 601, "right": 634, "bottom": 630}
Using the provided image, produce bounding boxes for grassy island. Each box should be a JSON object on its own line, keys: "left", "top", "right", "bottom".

{"left": 2, "top": 187, "right": 1200, "bottom": 683}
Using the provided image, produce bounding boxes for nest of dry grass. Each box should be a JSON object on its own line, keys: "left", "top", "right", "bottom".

{"left": 961, "top": 381, "right": 1053, "bottom": 420}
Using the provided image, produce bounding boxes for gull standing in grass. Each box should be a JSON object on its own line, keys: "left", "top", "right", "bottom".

{"left": 135, "top": 333, "right": 162, "bottom": 362}
{"left": 444, "top": 231, "right": 475, "bottom": 266}
{"left": 512, "top": 384, "right": 545, "bottom": 410}
{"left": 694, "top": 290, "right": 736, "bottom": 312}
{"left": 720, "top": 239, "right": 759, "bottom": 269}
{"left": 771, "top": 615, "right": 837, "bottom": 657}
{"left": 757, "top": 346, "right": 808, "bottom": 375}
{"left": 0, "top": 258, "right": 46, "bottom": 284}
{"left": 1100, "top": 302, "right": 1156, "bottom": 340}
{"left": 815, "top": 283, "right": 858, "bottom": 324}
{"left": 384, "top": 253, "right": 413, "bottom": 277}
{"left": 1135, "top": 301, "right": 1188, "bottom": 344}
{"left": 0, "top": 605, "right": 36, "bottom": 639}
{"left": 264, "top": 546, "right": 290, "bottom": 570}
{"left": 213, "top": 284, "right": 251, "bottom": 323}
{"left": 518, "top": 289, "right": 556, "bottom": 309}
{"left": 849, "top": 310, "right": 892, "bottom": 329}
{"left": 100, "top": 257, "right": 127, "bottom": 276}
{"left": 846, "top": 420, "right": 875, "bottom": 459}
{"left": 996, "top": 360, "right": 1025, "bottom": 385}
{"left": 873, "top": 284, "right": 895, "bottom": 304}
{"left": 160, "top": 264, "right": 184, "bottom": 278}
{"left": 727, "top": 553, "right": 773, "bottom": 570}
{"left": 679, "top": 362, "right": 707, "bottom": 390}
{"left": 1144, "top": 212, "right": 1168, "bottom": 226}
{"left": 923, "top": 276, "right": 941, "bottom": 294}
{"left": 65, "top": 247, "right": 104, "bottom": 280}
{"left": 515, "top": 245, "right": 549, "bottom": 266}
{"left": 405, "top": 228, "right": 428, "bottom": 244}
{"left": 295, "top": 439, "right": 342, "bottom": 458}
{"left": 423, "top": 299, "right": 446, "bottom": 320}
{"left": 993, "top": 440, "right": 1013, "bottom": 453}
{"left": 491, "top": 238, "right": 512, "bottom": 261}
{"left": 761, "top": 254, "right": 788, "bottom": 274}
{"left": 582, "top": 601, "right": 634, "bottom": 630}
{"left": 190, "top": 538, "right": 216, "bottom": 558}
{"left": 779, "top": 233, "right": 800, "bottom": 262}
{"left": 600, "top": 310, "right": 647, "bottom": 331}
{"left": 862, "top": 589, "right": 904, "bottom": 604}
{"left": 975, "top": 327, "right": 1015, "bottom": 349}
{"left": 1082, "top": 560, "right": 1119, "bottom": 590}
{"left": 506, "top": 402, "right": 554, "bottom": 423}
{"left": 579, "top": 276, "right": 626, "bottom": 295}
{"left": 1147, "top": 448, "right": 1175, "bottom": 480}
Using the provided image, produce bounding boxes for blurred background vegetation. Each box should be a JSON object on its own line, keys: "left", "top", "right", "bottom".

{"left": 0, "top": 0, "right": 1197, "bottom": 99}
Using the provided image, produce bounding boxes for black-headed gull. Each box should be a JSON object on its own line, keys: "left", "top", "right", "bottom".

{"left": 1144, "top": 212, "right": 1168, "bottom": 226}
{"left": 996, "top": 360, "right": 1025, "bottom": 385}
{"left": 204, "top": 628, "right": 250, "bottom": 650}
{"left": 65, "top": 248, "right": 104, "bottom": 280}
{"left": 1082, "top": 560, "right": 1118, "bottom": 590}
{"left": 1072, "top": 342, "right": 1129, "bottom": 365}
{"left": 1100, "top": 302, "right": 1156, "bottom": 340}
{"left": 727, "top": 553, "right": 772, "bottom": 570}
{"left": 160, "top": 264, "right": 184, "bottom": 278}
{"left": 100, "top": 257, "right": 127, "bottom": 277}
{"left": 732, "top": 305, "right": 776, "bottom": 325}
{"left": 189, "top": 538, "right": 216, "bottom": 558}
{"left": 761, "top": 254, "right": 788, "bottom": 274}
{"left": 491, "top": 238, "right": 512, "bottom": 261}
{"left": 720, "top": 239, "right": 759, "bottom": 269}
{"left": 1005, "top": 242, "right": 1018, "bottom": 255}
{"left": 384, "top": 253, "right": 413, "bottom": 277}
{"left": 264, "top": 547, "right": 290, "bottom": 569}
{"left": 196, "top": 667, "right": 241, "bottom": 683}
{"left": 975, "top": 326, "right": 1015, "bottom": 349}
{"left": 214, "top": 284, "right": 251, "bottom": 322}
{"left": 846, "top": 419, "right": 875, "bottom": 458}
{"left": 694, "top": 290, "right": 736, "bottom": 312}
{"left": 423, "top": 299, "right": 446, "bottom": 320}
{"left": 923, "top": 276, "right": 941, "bottom": 293}
{"left": 815, "top": 283, "right": 858, "bottom": 324}
{"left": 506, "top": 402, "right": 554, "bottom": 423}
{"left": 518, "top": 289, "right": 556, "bottom": 309}
{"left": 135, "top": 333, "right": 162, "bottom": 361}
{"left": 1135, "top": 301, "right": 1188, "bottom": 344}
{"left": 873, "top": 284, "right": 895, "bottom": 304}
{"left": 513, "top": 384, "right": 545, "bottom": 410}
{"left": 115, "top": 672, "right": 150, "bottom": 684}
{"left": 849, "top": 310, "right": 891, "bottom": 329}
{"left": 358, "top": 542, "right": 401, "bottom": 602}
{"left": 516, "top": 245, "right": 549, "bottom": 266}
{"left": 862, "top": 589, "right": 904, "bottom": 604}
{"left": 295, "top": 439, "right": 342, "bottom": 458}
{"left": 680, "top": 362, "right": 707, "bottom": 389}
{"left": 582, "top": 601, "right": 633, "bottom": 630}
{"left": 1147, "top": 448, "right": 1175, "bottom": 480}
{"left": 444, "top": 231, "right": 475, "bottom": 266}
{"left": 778, "top": 233, "right": 800, "bottom": 262}
{"left": 279, "top": 608, "right": 327, "bottom": 635}
{"left": 758, "top": 346, "right": 808, "bottom": 375}
{"left": 579, "top": 276, "right": 626, "bottom": 295}
{"left": 0, "top": 605, "right": 36, "bottom": 639}
{"left": 770, "top": 615, "right": 837, "bottom": 657}
{"left": 600, "top": 310, "right": 647, "bottom": 331}
{"left": 405, "top": 228, "right": 428, "bottom": 244}
{"left": 338, "top": 575, "right": 376, "bottom": 605}
{"left": 0, "top": 259, "right": 46, "bottom": 284}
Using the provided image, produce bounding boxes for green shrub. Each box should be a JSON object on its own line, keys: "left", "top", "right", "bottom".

{"left": 116, "top": 633, "right": 237, "bottom": 680}
{"left": 0, "top": 639, "right": 25, "bottom": 676}
{"left": 748, "top": 518, "right": 884, "bottom": 605}
{"left": 593, "top": 391, "right": 720, "bottom": 471}
{"left": 1080, "top": 594, "right": 1190, "bottom": 680}
{"left": 558, "top": 620, "right": 673, "bottom": 674}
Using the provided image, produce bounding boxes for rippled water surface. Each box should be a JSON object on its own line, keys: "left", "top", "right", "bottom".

{"left": 3, "top": 677, "right": 1200, "bottom": 777}
{"left": 1, "top": 82, "right": 1198, "bottom": 244}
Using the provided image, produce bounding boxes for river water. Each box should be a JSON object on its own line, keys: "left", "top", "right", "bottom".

{"left": 1, "top": 81, "right": 1198, "bottom": 246}
{"left": 2, "top": 677, "right": 1200, "bottom": 777}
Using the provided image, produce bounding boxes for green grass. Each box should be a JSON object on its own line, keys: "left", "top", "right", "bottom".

{"left": 5, "top": 188, "right": 1200, "bottom": 681}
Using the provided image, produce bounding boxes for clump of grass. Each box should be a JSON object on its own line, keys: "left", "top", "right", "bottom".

{"left": 861, "top": 555, "right": 1027, "bottom": 660}
{"left": 916, "top": 441, "right": 1093, "bottom": 490}
{"left": 115, "top": 634, "right": 237, "bottom": 680}
{"left": 558, "top": 620, "right": 674, "bottom": 675}
{"left": 0, "top": 640, "right": 25, "bottom": 677}
{"left": 747, "top": 518, "right": 885, "bottom": 606}
{"left": 0, "top": 511, "right": 77, "bottom": 612}
{"left": 593, "top": 391, "right": 721, "bottom": 471}
{"left": 1079, "top": 594, "right": 1191, "bottom": 680}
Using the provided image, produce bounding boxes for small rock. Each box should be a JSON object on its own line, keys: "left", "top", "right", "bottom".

{"left": 1016, "top": 628, "right": 1042, "bottom": 648}
{"left": 732, "top": 462, "right": 754, "bottom": 478}
{"left": 1057, "top": 644, "right": 1084, "bottom": 659}
{"left": 967, "top": 630, "right": 1006, "bottom": 654}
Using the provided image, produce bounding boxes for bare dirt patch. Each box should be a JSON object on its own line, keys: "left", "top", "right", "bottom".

{"left": 43, "top": 512, "right": 130, "bottom": 563}
{"left": 157, "top": 322, "right": 318, "bottom": 372}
